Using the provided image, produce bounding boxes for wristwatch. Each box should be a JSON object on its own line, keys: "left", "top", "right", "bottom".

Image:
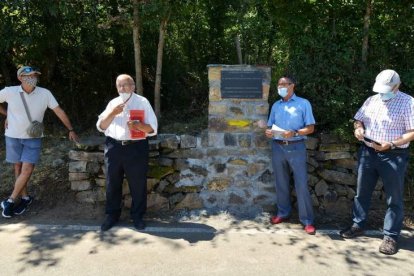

{"left": 390, "top": 141, "right": 396, "bottom": 149}
{"left": 294, "top": 131, "right": 299, "bottom": 137}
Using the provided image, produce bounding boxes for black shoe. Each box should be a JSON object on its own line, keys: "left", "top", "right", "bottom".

{"left": 1, "top": 199, "right": 15, "bottom": 218}
{"left": 339, "top": 225, "right": 364, "bottom": 239}
{"left": 101, "top": 216, "right": 119, "bottom": 231}
{"left": 133, "top": 219, "right": 146, "bottom": 230}
{"left": 14, "top": 196, "right": 34, "bottom": 215}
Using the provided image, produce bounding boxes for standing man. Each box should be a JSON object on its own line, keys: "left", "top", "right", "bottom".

{"left": 340, "top": 69, "right": 414, "bottom": 255}
{"left": 265, "top": 75, "right": 316, "bottom": 235}
{"left": 97, "top": 74, "right": 157, "bottom": 231}
{"left": 0, "top": 66, "right": 78, "bottom": 218}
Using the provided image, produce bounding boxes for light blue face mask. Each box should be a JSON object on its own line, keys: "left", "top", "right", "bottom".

{"left": 380, "top": 91, "right": 396, "bottom": 101}
{"left": 278, "top": 87, "right": 288, "bottom": 98}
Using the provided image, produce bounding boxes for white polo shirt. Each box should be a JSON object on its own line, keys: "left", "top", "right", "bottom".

{"left": 0, "top": 85, "right": 59, "bottom": 138}
{"left": 96, "top": 93, "right": 158, "bottom": 140}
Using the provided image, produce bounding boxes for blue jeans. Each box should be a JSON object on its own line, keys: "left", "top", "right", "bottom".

{"left": 353, "top": 145, "right": 409, "bottom": 240}
{"left": 271, "top": 140, "right": 314, "bottom": 225}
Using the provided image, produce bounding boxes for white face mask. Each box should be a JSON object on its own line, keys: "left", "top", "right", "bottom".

{"left": 119, "top": 92, "right": 132, "bottom": 103}
{"left": 278, "top": 87, "right": 288, "bottom": 98}
{"left": 380, "top": 91, "right": 396, "bottom": 101}
{"left": 22, "top": 76, "right": 38, "bottom": 87}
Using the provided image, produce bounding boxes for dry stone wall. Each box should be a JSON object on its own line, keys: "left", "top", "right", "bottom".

{"left": 68, "top": 133, "right": 387, "bottom": 216}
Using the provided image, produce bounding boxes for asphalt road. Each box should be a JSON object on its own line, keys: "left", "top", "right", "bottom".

{"left": 0, "top": 218, "right": 413, "bottom": 276}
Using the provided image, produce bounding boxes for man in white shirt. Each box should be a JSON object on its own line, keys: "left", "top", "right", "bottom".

{"left": 97, "top": 74, "right": 158, "bottom": 231}
{"left": 0, "top": 66, "right": 78, "bottom": 218}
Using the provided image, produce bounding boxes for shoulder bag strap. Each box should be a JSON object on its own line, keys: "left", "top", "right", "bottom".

{"left": 19, "top": 92, "right": 33, "bottom": 123}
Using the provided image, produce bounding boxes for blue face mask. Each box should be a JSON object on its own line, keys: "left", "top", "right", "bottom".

{"left": 380, "top": 91, "right": 396, "bottom": 101}
{"left": 278, "top": 87, "right": 288, "bottom": 98}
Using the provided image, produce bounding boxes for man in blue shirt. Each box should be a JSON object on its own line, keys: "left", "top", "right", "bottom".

{"left": 265, "top": 75, "right": 316, "bottom": 235}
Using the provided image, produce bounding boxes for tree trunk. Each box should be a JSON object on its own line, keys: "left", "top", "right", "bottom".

{"left": 235, "top": 35, "right": 242, "bottom": 64}
{"left": 132, "top": 0, "right": 143, "bottom": 95}
{"left": 361, "top": 0, "right": 373, "bottom": 69}
{"left": 154, "top": 15, "right": 169, "bottom": 118}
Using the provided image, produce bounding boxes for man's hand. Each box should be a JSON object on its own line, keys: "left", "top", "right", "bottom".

{"left": 265, "top": 129, "right": 273, "bottom": 138}
{"left": 371, "top": 141, "right": 392, "bottom": 152}
{"left": 354, "top": 127, "right": 364, "bottom": 141}
{"left": 69, "top": 131, "right": 79, "bottom": 142}
{"left": 110, "top": 103, "right": 125, "bottom": 116}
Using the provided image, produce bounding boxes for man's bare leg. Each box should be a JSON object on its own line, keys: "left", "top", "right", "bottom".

{"left": 10, "top": 162, "right": 34, "bottom": 200}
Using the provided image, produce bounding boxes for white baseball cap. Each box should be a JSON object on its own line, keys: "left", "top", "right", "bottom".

{"left": 372, "top": 69, "right": 400, "bottom": 93}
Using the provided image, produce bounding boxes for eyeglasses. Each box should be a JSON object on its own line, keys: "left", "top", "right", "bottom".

{"left": 278, "top": 82, "right": 292, "bottom": 87}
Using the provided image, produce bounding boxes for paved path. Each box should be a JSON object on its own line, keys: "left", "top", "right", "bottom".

{"left": 0, "top": 219, "right": 413, "bottom": 276}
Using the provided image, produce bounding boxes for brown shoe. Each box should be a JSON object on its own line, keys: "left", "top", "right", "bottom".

{"left": 339, "top": 225, "right": 364, "bottom": 239}
{"left": 379, "top": 236, "right": 398, "bottom": 255}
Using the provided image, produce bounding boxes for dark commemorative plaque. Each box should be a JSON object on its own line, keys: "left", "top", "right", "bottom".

{"left": 221, "top": 70, "right": 263, "bottom": 99}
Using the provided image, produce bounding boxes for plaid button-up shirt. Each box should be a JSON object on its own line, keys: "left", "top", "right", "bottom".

{"left": 354, "top": 91, "right": 414, "bottom": 148}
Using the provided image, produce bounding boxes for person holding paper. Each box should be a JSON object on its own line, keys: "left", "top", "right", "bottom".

{"left": 97, "top": 74, "right": 158, "bottom": 231}
{"left": 265, "top": 75, "right": 316, "bottom": 235}
{"left": 340, "top": 69, "right": 414, "bottom": 255}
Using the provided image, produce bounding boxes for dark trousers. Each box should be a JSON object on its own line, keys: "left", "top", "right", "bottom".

{"left": 353, "top": 145, "right": 409, "bottom": 240}
{"left": 104, "top": 137, "right": 149, "bottom": 221}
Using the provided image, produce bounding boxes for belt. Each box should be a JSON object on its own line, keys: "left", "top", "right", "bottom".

{"left": 108, "top": 137, "right": 142, "bottom": 146}
{"left": 274, "top": 139, "right": 304, "bottom": 145}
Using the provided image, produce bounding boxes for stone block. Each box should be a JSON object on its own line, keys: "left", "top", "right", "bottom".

{"left": 208, "top": 67, "right": 221, "bottom": 81}
{"left": 156, "top": 179, "right": 169, "bottom": 193}
{"left": 238, "top": 134, "right": 251, "bottom": 147}
{"left": 229, "top": 106, "right": 244, "bottom": 116}
{"left": 224, "top": 133, "right": 237, "bottom": 146}
{"left": 319, "top": 143, "right": 351, "bottom": 152}
{"left": 254, "top": 134, "right": 270, "bottom": 148}
{"left": 305, "top": 137, "right": 319, "bottom": 150}
{"left": 208, "top": 132, "right": 225, "bottom": 147}
{"left": 308, "top": 174, "right": 319, "bottom": 186}
{"left": 69, "top": 161, "right": 88, "bottom": 173}
{"left": 209, "top": 86, "right": 221, "bottom": 101}
{"left": 158, "top": 157, "right": 174, "bottom": 167}
{"left": 147, "top": 194, "right": 169, "bottom": 211}
{"left": 86, "top": 162, "right": 100, "bottom": 174}
{"left": 69, "top": 172, "right": 89, "bottom": 181}
{"left": 228, "top": 193, "right": 245, "bottom": 205}
{"left": 160, "top": 135, "right": 180, "bottom": 149}
{"left": 315, "top": 180, "right": 329, "bottom": 196}
{"left": 71, "top": 180, "right": 92, "bottom": 191}
{"left": 207, "top": 178, "right": 231, "bottom": 191}
{"left": 95, "top": 178, "right": 106, "bottom": 187}
{"left": 174, "top": 159, "right": 189, "bottom": 170}
{"left": 147, "top": 178, "right": 159, "bottom": 192}
{"left": 334, "top": 184, "right": 348, "bottom": 196}
{"left": 315, "top": 151, "right": 352, "bottom": 160}
{"left": 73, "top": 136, "right": 105, "bottom": 151}
{"left": 169, "top": 193, "right": 185, "bottom": 206}
{"left": 68, "top": 150, "right": 104, "bottom": 162}
{"left": 228, "top": 158, "right": 248, "bottom": 166}
{"left": 176, "top": 169, "right": 205, "bottom": 187}
{"left": 318, "top": 169, "right": 356, "bottom": 186}
{"left": 175, "top": 193, "right": 204, "bottom": 210}
{"left": 180, "top": 135, "right": 197, "bottom": 148}
{"left": 76, "top": 190, "right": 97, "bottom": 203}
{"left": 307, "top": 156, "right": 319, "bottom": 168}
{"left": 208, "top": 103, "right": 227, "bottom": 115}
{"left": 334, "top": 158, "right": 357, "bottom": 170}
{"left": 149, "top": 139, "right": 160, "bottom": 150}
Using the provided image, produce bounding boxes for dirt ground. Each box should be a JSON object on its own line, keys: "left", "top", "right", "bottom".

{"left": 0, "top": 136, "right": 413, "bottom": 230}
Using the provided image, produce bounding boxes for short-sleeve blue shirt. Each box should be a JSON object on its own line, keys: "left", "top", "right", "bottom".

{"left": 267, "top": 93, "right": 316, "bottom": 140}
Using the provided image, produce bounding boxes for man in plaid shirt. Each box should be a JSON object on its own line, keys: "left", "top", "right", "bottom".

{"left": 340, "top": 69, "right": 414, "bottom": 255}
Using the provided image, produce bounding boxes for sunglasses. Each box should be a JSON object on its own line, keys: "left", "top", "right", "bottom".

{"left": 21, "top": 67, "right": 39, "bottom": 73}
